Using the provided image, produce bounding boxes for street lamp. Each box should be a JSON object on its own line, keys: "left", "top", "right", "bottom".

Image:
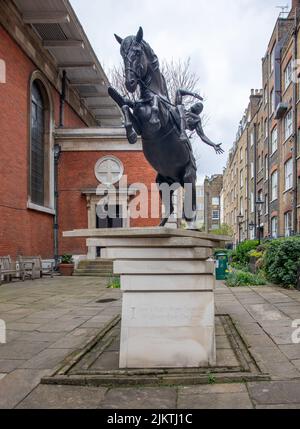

{"left": 237, "top": 214, "right": 244, "bottom": 244}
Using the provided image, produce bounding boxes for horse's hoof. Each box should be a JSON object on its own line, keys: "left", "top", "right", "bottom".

{"left": 128, "top": 134, "right": 137, "bottom": 145}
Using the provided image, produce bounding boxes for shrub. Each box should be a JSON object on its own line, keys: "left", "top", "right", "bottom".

{"left": 107, "top": 277, "right": 120, "bottom": 289}
{"left": 60, "top": 254, "right": 73, "bottom": 264}
{"left": 226, "top": 270, "right": 267, "bottom": 287}
{"left": 230, "top": 240, "right": 259, "bottom": 268}
{"left": 264, "top": 237, "right": 300, "bottom": 288}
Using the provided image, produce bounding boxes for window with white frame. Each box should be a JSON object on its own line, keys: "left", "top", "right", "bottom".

{"left": 284, "top": 158, "right": 293, "bottom": 191}
{"left": 265, "top": 193, "right": 269, "bottom": 215}
{"left": 212, "top": 197, "right": 220, "bottom": 206}
{"left": 284, "top": 212, "right": 292, "bottom": 237}
{"left": 284, "top": 110, "right": 293, "bottom": 140}
{"left": 271, "top": 126, "right": 278, "bottom": 154}
{"left": 264, "top": 119, "right": 268, "bottom": 139}
{"left": 212, "top": 210, "right": 220, "bottom": 220}
{"left": 264, "top": 86, "right": 268, "bottom": 105}
{"left": 240, "top": 170, "right": 243, "bottom": 188}
{"left": 284, "top": 60, "right": 292, "bottom": 90}
{"left": 271, "top": 170, "right": 278, "bottom": 201}
{"left": 250, "top": 132, "right": 254, "bottom": 147}
{"left": 251, "top": 192, "right": 254, "bottom": 213}
{"left": 270, "top": 44, "right": 275, "bottom": 74}
{"left": 270, "top": 88, "right": 275, "bottom": 114}
{"left": 251, "top": 162, "right": 254, "bottom": 179}
{"left": 240, "top": 148, "right": 243, "bottom": 162}
{"left": 271, "top": 217, "right": 278, "bottom": 238}
{"left": 240, "top": 197, "right": 244, "bottom": 216}
{"left": 265, "top": 155, "right": 268, "bottom": 180}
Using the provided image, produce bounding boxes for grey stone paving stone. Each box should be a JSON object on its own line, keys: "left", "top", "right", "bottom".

{"left": 292, "top": 360, "right": 300, "bottom": 370}
{"left": 16, "top": 385, "right": 108, "bottom": 409}
{"left": 0, "top": 374, "right": 6, "bottom": 380}
{"left": 279, "top": 344, "right": 300, "bottom": 360}
{"left": 179, "top": 383, "right": 247, "bottom": 395}
{"left": 19, "top": 348, "right": 73, "bottom": 370}
{"left": 215, "top": 335, "right": 231, "bottom": 349}
{"left": 38, "top": 317, "right": 88, "bottom": 332}
{"left": 0, "top": 359, "right": 27, "bottom": 372}
{"left": 17, "top": 332, "right": 65, "bottom": 343}
{"left": 48, "top": 328, "right": 98, "bottom": 349}
{"left": 256, "top": 404, "right": 300, "bottom": 409}
{"left": 235, "top": 323, "right": 263, "bottom": 336}
{"left": 90, "top": 351, "right": 120, "bottom": 370}
{"left": 0, "top": 369, "right": 51, "bottom": 409}
{"left": 0, "top": 341, "right": 49, "bottom": 360}
{"left": 100, "top": 387, "right": 177, "bottom": 409}
{"left": 248, "top": 381, "right": 300, "bottom": 405}
{"left": 216, "top": 349, "right": 239, "bottom": 367}
{"left": 242, "top": 333, "right": 276, "bottom": 348}
{"left": 264, "top": 327, "right": 295, "bottom": 345}
{"left": 177, "top": 392, "right": 253, "bottom": 409}
{"left": 7, "top": 322, "right": 43, "bottom": 332}
{"left": 245, "top": 304, "right": 287, "bottom": 322}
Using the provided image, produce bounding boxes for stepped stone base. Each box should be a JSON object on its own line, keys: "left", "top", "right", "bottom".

{"left": 73, "top": 259, "right": 114, "bottom": 277}
{"left": 64, "top": 228, "right": 229, "bottom": 369}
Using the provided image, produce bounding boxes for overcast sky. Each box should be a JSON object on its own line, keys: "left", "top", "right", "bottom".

{"left": 71, "top": 0, "right": 292, "bottom": 183}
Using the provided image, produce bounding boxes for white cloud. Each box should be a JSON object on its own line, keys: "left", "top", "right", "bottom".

{"left": 71, "top": 0, "right": 291, "bottom": 180}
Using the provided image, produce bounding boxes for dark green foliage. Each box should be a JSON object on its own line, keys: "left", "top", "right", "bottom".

{"left": 264, "top": 237, "right": 300, "bottom": 288}
{"left": 60, "top": 254, "right": 73, "bottom": 264}
{"left": 226, "top": 270, "right": 267, "bottom": 287}
{"left": 230, "top": 240, "right": 259, "bottom": 268}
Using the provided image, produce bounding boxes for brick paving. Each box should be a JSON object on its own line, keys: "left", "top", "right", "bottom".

{"left": 0, "top": 277, "right": 300, "bottom": 409}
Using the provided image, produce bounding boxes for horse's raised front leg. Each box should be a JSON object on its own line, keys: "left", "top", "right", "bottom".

{"left": 156, "top": 174, "right": 176, "bottom": 227}
{"left": 149, "top": 95, "right": 161, "bottom": 129}
{"left": 122, "top": 105, "right": 138, "bottom": 145}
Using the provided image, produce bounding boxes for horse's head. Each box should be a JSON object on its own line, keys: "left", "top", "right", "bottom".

{"left": 114, "top": 27, "right": 149, "bottom": 93}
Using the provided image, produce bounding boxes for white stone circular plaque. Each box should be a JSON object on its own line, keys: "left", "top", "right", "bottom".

{"left": 94, "top": 156, "right": 124, "bottom": 185}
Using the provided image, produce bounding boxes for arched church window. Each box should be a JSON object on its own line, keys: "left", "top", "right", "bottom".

{"left": 30, "top": 81, "right": 45, "bottom": 206}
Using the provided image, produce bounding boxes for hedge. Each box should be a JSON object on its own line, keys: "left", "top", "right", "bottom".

{"left": 264, "top": 237, "right": 300, "bottom": 288}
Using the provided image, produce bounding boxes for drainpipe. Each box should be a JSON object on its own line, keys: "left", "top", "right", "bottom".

{"left": 59, "top": 70, "right": 67, "bottom": 128}
{"left": 54, "top": 144, "right": 61, "bottom": 269}
{"left": 253, "top": 122, "right": 258, "bottom": 239}
{"left": 293, "top": 11, "right": 299, "bottom": 234}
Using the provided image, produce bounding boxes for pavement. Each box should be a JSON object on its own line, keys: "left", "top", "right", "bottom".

{"left": 0, "top": 276, "right": 300, "bottom": 409}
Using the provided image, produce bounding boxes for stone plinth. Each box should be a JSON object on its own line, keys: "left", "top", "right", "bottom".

{"left": 63, "top": 228, "right": 229, "bottom": 369}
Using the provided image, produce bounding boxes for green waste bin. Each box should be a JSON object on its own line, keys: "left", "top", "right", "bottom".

{"left": 215, "top": 251, "right": 228, "bottom": 281}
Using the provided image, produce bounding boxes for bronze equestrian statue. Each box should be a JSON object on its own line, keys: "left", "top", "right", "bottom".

{"left": 108, "top": 27, "right": 224, "bottom": 226}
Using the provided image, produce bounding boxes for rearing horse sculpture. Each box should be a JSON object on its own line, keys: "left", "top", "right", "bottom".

{"left": 108, "top": 27, "right": 223, "bottom": 226}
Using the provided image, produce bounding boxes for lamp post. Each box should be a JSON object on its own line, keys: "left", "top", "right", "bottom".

{"left": 237, "top": 214, "right": 244, "bottom": 244}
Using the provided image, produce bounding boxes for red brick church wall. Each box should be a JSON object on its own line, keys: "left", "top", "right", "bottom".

{"left": 59, "top": 151, "right": 159, "bottom": 255}
{"left": 0, "top": 25, "right": 86, "bottom": 259}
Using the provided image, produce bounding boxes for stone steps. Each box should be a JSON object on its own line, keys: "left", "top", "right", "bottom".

{"left": 74, "top": 260, "right": 114, "bottom": 277}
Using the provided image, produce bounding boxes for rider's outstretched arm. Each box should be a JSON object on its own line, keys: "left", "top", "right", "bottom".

{"left": 195, "top": 121, "right": 216, "bottom": 148}
{"left": 175, "top": 89, "right": 203, "bottom": 106}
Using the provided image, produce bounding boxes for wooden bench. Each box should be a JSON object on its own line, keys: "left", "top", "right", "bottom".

{"left": 17, "top": 256, "right": 55, "bottom": 279}
{"left": 0, "top": 256, "right": 25, "bottom": 285}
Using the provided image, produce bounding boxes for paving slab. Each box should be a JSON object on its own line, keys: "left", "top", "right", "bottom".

{"left": 248, "top": 381, "right": 300, "bottom": 405}
{"left": 100, "top": 387, "right": 177, "bottom": 409}
{"left": 0, "top": 369, "right": 51, "bottom": 409}
{"left": 16, "top": 385, "right": 108, "bottom": 409}
{"left": 19, "top": 348, "right": 73, "bottom": 370}
{"left": 178, "top": 392, "right": 253, "bottom": 409}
